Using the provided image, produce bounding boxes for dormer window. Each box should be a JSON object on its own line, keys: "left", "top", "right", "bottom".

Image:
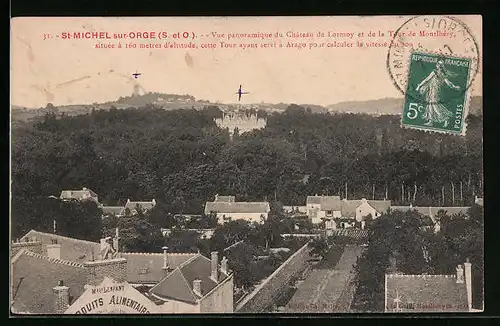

{"left": 139, "top": 267, "right": 149, "bottom": 274}
{"left": 326, "top": 210, "right": 333, "bottom": 216}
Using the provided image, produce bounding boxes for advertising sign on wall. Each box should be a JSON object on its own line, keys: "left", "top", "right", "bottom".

{"left": 65, "top": 277, "right": 157, "bottom": 314}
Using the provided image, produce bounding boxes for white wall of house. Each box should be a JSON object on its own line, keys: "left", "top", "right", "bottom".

{"left": 199, "top": 276, "right": 234, "bottom": 313}
{"left": 156, "top": 298, "right": 200, "bottom": 313}
{"left": 307, "top": 205, "right": 341, "bottom": 224}
{"left": 217, "top": 212, "right": 268, "bottom": 224}
{"left": 325, "top": 220, "right": 337, "bottom": 230}
{"left": 355, "top": 202, "right": 380, "bottom": 222}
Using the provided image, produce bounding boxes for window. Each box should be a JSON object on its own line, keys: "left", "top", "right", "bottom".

{"left": 326, "top": 210, "right": 333, "bottom": 216}
{"left": 139, "top": 267, "right": 149, "bottom": 274}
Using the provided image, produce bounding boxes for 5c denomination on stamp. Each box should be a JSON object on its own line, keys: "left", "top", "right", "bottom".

{"left": 402, "top": 52, "right": 471, "bottom": 135}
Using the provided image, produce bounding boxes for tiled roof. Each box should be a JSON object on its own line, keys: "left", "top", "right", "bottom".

{"left": 340, "top": 200, "right": 391, "bottom": 217}
{"left": 204, "top": 201, "right": 270, "bottom": 214}
{"left": 340, "top": 200, "right": 362, "bottom": 217}
{"left": 306, "top": 196, "right": 323, "bottom": 205}
{"left": 125, "top": 200, "right": 156, "bottom": 211}
{"left": 321, "top": 196, "right": 342, "bottom": 211}
{"left": 367, "top": 200, "right": 392, "bottom": 214}
{"left": 11, "top": 250, "right": 87, "bottom": 314}
{"left": 120, "top": 252, "right": 197, "bottom": 284}
{"left": 149, "top": 254, "right": 231, "bottom": 304}
{"left": 391, "top": 206, "right": 470, "bottom": 220}
{"left": 385, "top": 274, "right": 468, "bottom": 312}
{"left": 20, "top": 230, "right": 100, "bottom": 263}
{"left": 60, "top": 188, "right": 98, "bottom": 201}
{"left": 101, "top": 206, "right": 125, "bottom": 216}
{"left": 306, "top": 196, "right": 342, "bottom": 210}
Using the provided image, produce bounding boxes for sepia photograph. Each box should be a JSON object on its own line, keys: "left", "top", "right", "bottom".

{"left": 10, "top": 15, "right": 483, "bottom": 315}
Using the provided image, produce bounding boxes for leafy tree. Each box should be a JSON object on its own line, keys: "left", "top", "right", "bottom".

{"left": 113, "top": 214, "right": 164, "bottom": 253}
{"left": 308, "top": 237, "right": 329, "bottom": 258}
{"left": 164, "top": 230, "right": 201, "bottom": 253}
{"left": 225, "top": 242, "right": 259, "bottom": 290}
{"left": 210, "top": 220, "right": 252, "bottom": 251}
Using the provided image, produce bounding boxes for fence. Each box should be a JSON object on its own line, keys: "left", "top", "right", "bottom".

{"left": 327, "top": 229, "right": 369, "bottom": 241}
{"left": 236, "top": 241, "right": 312, "bottom": 313}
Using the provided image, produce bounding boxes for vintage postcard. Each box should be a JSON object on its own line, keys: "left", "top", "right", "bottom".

{"left": 10, "top": 15, "right": 483, "bottom": 315}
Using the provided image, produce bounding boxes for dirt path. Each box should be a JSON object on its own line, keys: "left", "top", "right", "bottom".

{"left": 283, "top": 245, "right": 364, "bottom": 313}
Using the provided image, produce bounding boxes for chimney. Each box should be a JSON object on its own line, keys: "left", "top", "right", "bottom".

{"left": 215, "top": 194, "right": 219, "bottom": 201}
{"left": 162, "top": 246, "right": 169, "bottom": 271}
{"left": 193, "top": 279, "right": 202, "bottom": 297}
{"left": 210, "top": 251, "right": 219, "bottom": 282}
{"left": 113, "top": 228, "right": 119, "bottom": 254}
{"left": 152, "top": 199, "right": 156, "bottom": 206}
{"left": 84, "top": 258, "right": 127, "bottom": 286}
{"left": 99, "top": 238, "right": 108, "bottom": 259}
{"left": 464, "top": 258, "right": 472, "bottom": 311}
{"left": 361, "top": 198, "right": 367, "bottom": 203}
{"left": 456, "top": 264, "right": 464, "bottom": 283}
{"left": 221, "top": 256, "right": 228, "bottom": 274}
{"left": 83, "top": 187, "right": 87, "bottom": 191}
{"left": 47, "top": 240, "right": 62, "bottom": 260}
{"left": 53, "top": 280, "right": 69, "bottom": 314}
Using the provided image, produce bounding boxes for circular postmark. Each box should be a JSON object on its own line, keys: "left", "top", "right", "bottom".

{"left": 387, "top": 15, "right": 480, "bottom": 104}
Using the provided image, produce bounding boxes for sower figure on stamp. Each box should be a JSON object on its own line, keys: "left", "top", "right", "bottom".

{"left": 415, "top": 60, "right": 461, "bottom": 128}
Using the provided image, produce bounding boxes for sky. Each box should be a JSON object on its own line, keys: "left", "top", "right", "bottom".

{"left": 11, "top": 16, "right": 482, "bottom": 108}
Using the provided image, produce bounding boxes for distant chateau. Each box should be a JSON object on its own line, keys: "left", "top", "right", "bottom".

{"left": 214, "top": 107, "right": 267, "bottom": 138}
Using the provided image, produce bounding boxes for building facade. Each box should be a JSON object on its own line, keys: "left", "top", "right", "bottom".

{"left": 10, "top": 230, "right": 234, "bottom": 314}
{"left": 305, "top": 196, "right": 391, "bottom": 227}
{"left": 214, "top": 109, "right": 266, "bottom": 138}
{"left": 204, "top": 195, "right": 270, "bottom": 224}
{"left": 60, "top": 187, "right": 99, "bottom": 205}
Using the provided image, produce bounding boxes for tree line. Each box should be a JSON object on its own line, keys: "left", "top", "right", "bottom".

{"left": 11, "top": 103, "right": 483, "bottom": 238}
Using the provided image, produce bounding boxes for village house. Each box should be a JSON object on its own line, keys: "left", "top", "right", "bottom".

{"left": 60, "top": 187, "right": 100, "bottom": 205}
{"left": 385, "top": 259, "right": 474, "bottom": 312}
{"left": 147, "top": 251, "right": 234, "bottom": 313}
{"left": 391, "top": 205, "right": 470, "bottom": 233}
{"left": 101, "top": 206, "right": 126, "bottom": 218}
{"left": 10, "top": 230, "right": 233, "bottom": 314}
{"left": 306, "top": 196, "right": 391, "bottom": 229}
{"left": 340, "top": 198, "right": 392, "bottom": 222}
{"left": 124, "top": 199, "right": 157, "bottom": 215}
{"left": 306, "top": 195, "right": 342, "bottom": 224}
{"left": 100, "top": 199, "right": 157, "bottom": 219}
{"left": 204, "top": 195, "right": 270, "bottom": 224}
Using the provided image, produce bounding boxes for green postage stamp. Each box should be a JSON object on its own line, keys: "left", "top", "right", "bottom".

{"left": 402, "top": 52, "right": 472, "bottom": 135}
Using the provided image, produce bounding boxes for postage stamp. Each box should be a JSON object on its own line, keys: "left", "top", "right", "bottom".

{"left": 401, "top": 52, "right": 472, "bottom": 135}
{"left": 386, "top": 15, "right": 480, "bottom": 135}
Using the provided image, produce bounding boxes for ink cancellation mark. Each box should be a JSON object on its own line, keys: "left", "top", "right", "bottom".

{"left": 401, "top": 52, "right": 471, "bottom": 136}
{"left": 387, "top": 15, "right": 480, "bottom": 96}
